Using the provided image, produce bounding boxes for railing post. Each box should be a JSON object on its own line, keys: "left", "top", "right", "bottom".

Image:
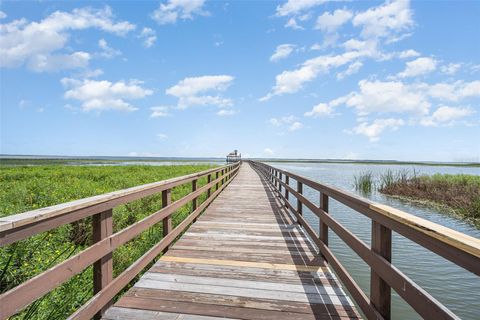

{"left": 320, "top": 193, "right": 329, "bottom": 246}
{"left": 297, "top": 181, "right": 303, "bottom": 216}
{"left": 216, "top": 171, "right": 219, "bottom": 190}
{"left": 192, "top": 179, "right": 198, "bottom": 222}
{"left": 285, "top": 175, "right": 289, "bottom": 203}
{"left": 162, "top": 188, "right": 172, "bottom": 254}
{"left": 279, "top": 172, "right": 283, "bottom": 193}
{"left": 92, "top": 209, "right": 113, "bottom": 319}
{"left": 207, "top": 174, "right": 211, "bottom": 198}
{"left": 370, "top": 221, "right": 392, "bottom": 319}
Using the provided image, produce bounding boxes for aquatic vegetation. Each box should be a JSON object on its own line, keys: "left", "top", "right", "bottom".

{"left": 379, "top": 173, "right": 480, "bottom": 225}
{"left": 0, "top": 164, "right": 217, "bottom": 319}
{"left": 353, "top": 171, "right": 374, "bottom": 194}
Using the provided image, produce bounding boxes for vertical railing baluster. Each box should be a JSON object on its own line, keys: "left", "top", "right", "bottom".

{"left": 207, "top": 174, "right": 211, "bottom": 198}
{"left": 92, "top": 209, "right": 113, "bottom": 319}
{"left": 320, "top": 193, "right": 329, "bottom": 246}
{"left": 275, "top": 169, "right": 278, "bottom": 189}
{"left": 162, "top": 188, "right": 172, "bottom": 254}
{"left": 285, "top": 175, "right": 289, "bottom": 207}
{"left": 279, "top": 172, "right": 283, "bottom": 193}
{"left": 297, "top": 181, "right": 303, "bottom": 216}
{"left": 216, "top": 171, "right": 219, "bottom": 190}
{"left": 192, "top": 179, "right": 198, "bottom": 222}
{"left": 370, "top": 221, "right": 392, "bottom": 319}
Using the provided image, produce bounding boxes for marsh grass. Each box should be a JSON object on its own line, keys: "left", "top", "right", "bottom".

{"left": 354, "top": 171, "right": 374, "bottom": 194}
{"left": 379, "top": 172, "right": 480, "bottom": 226}
{"left": 0, "top": 164, "right": 217, "bottom": 319}
{"left": 354, "top": 169, "right": 479, "bottom": 226}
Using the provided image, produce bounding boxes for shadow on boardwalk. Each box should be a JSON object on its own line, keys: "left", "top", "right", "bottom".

{"left": 253, "top": 164, "right": 359, "bottom": 319}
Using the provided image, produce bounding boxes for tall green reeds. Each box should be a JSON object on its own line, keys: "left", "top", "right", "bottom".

{"left": 354, "top": 171, "right": 374, "bottom": 194}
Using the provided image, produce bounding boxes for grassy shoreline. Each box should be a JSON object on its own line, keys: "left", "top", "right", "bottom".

{"left": 0, "top": 164, "right": 217, "bottom": 319}
{"left": 380, "top": 173, "right": 480, "bottom": 227}
{"left": 354, "top": 171, "right": 480, "bottom": 227}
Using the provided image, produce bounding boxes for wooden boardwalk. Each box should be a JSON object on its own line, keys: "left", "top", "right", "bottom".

{"left": 103, "top": 163, "right": 359, "bottom": 320}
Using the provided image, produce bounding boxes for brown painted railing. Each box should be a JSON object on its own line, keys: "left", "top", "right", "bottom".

{"left": 0, "top": 162, "right": 240, "bottom": 320}
{"left": 249, "top": 161, "right": 480, "bottom": 320}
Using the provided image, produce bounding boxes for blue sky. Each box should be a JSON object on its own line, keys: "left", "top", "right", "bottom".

{"left": 0, "top": 0, "right": 479, "bottom": 161}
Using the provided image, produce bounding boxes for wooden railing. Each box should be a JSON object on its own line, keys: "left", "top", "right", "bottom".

{"left": 0, "top": 162, "right": 240, "bottom": 320}
{"left": 249, "top": 161, "right": 480, "bottom": 320}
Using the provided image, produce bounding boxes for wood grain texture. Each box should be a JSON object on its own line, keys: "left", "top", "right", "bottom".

{"left": 103, "top": 163, "right": 359, "bottom": 320}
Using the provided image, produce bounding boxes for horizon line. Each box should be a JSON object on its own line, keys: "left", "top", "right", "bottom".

{"left": 1, "top": 153, "right": 479, "bottom": 165}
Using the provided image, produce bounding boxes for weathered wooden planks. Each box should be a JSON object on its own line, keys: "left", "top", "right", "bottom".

{"left": 103, "top": 163, "right": 360, "bottom": 320}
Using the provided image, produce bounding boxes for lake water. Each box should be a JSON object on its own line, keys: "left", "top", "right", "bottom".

{"left": 265, "top": 162, "right": 480, "bottom": 320}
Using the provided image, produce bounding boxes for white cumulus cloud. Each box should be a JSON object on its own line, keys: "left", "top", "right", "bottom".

{"left": 0, "top": 6, "right": 135, "bottom": 71}
{"left": 398, "top": 49, "right": 420, "bottom": 59}
{"left": 139, "top": 27, "right": 157, "bottom": 48}
{"left": 304, "top": 96, "right": 347, "bottom": 117}
{"left": 398, "top": 57, "right": 437, "bottom": 78}
{"left": 304, "top": 103, "right": 333, "bottom": 118}
{"left": 346, "top": 79, "right": 431, "bottom": 115}
{"left": 217, "top": 109, "right": 237, "bottom": 116}
{"left": 440, "top": 63, "right": 462, "bottom": 75}
{"left": 166, "top": 75, "right": 234, "bottom": 109}
{"left": 268, "top": 115, "right": 303, "bottom": 132}
{"left": 350, "top": 118, "right": 405, "bottom": 141}
{"left": 62, "top": 78, "right": 152, "bottom": 112}
{"left": 150, "top": 106, "right": 170, "bottom": 118}
{"left": 315, "top": 9, "right": 352, "bottom": 32}
{"left": 420, "top": 106, "right": 474, "bottom": 126}
{"left": 152, "top": 0, "right": 208, "bottom": 25}
{"left": 288, "top": 121, "right": 304, "bottom": 131}
{"left": 285, "top": 18, "right": 304, "bottom": 30}
{"left": 98, "top": 39, "right": 121, "bottom": 58}
{"left": 276, "top": 0, "right": 327, "bottom": 17}
{"left": 352, "top": 0, "right": 414, "bottom": 39}
{"left": 426, "top": 80, "right": 480, "bottom": 102}
{"left": 337, "top": 61, "right": 363, "bottom": 80}
{"left": 270, "top": 44, "right": 296, "bottom": 62}
{"left": 261, "top": 51, "right": 362, "bottom": 100}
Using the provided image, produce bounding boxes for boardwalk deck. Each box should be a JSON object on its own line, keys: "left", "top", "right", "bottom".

{"left": 102, "top": 163, "right": 360, "bottom": 320}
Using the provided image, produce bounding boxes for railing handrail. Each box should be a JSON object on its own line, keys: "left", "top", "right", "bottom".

{"left": 254, "top": 161, "right": 480, "bottom": 267}
{"left": 0, "top": 162, "right": 241, "bottom": 319}
{"left": 248, "top": 160, "right": 480, "bottom": 320}
{"left": 0, "top": 164, "right": 235, "bottom": 246}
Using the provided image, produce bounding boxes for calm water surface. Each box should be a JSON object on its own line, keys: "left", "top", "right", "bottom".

{"left": 266, "top": 162, "right": 480, "bottom": 320}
